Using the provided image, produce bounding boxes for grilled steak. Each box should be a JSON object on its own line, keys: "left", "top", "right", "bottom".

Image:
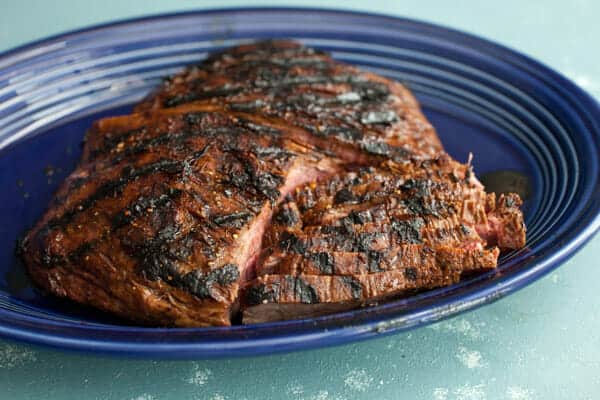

{"left": 19, "top": 40, "right": 526, "bottom": 327}
{"left": 136, "top": 40, "right": 442, "bottom": 161}
{"left": 20, "top": 110, "right": 341, "bottom": 326}
{"left": 242, "top": 156, "right": 523, "bottom": 323}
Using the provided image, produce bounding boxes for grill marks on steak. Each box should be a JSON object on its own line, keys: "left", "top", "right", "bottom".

{"left": 20, "top": 40, "right": 526, "bottom": 327}
{"left": 242, "top": 155, "right": 524, "bottom": 323}
{"left": 21, "top": 110, "right": 342, "bottom": 326}
{"left": 136, "top": 40, "right": 442, "bottom": 159}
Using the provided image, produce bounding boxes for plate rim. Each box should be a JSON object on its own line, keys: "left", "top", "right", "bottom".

{"left": 0, "top": 6, "right": 599, "bottom": 358}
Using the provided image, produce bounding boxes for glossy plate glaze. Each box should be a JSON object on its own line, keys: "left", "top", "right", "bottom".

{"left": 0, "top": 8, "right": 598, "bottom": 358}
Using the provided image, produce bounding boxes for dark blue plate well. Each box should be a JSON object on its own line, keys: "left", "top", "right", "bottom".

{"left": 0, "top": 8, "right": 598, "bottom": 358}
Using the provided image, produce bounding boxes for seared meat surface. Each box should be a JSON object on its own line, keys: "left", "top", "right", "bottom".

{"left": 136, "top": 40, "right": 442, "bottom": 160}
{"left": 20, "top": 40, "right": 526, "bottom": 327}
{"left": 243, "top": 156, "right": 523, "bottom": 323}
{"left": 21, "top": 110, "right": 340, "bottom": 326}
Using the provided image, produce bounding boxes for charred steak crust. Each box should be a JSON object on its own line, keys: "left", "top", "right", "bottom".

{"left": 20, "top": 40, "right": 526, "bottom": 327}
{"left": 242, "top": 154, "right": 515, "bottom": 323}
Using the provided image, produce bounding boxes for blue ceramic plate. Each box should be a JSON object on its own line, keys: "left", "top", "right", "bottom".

{"left": 0, "top": 8, "right": 598, "bottom": 358}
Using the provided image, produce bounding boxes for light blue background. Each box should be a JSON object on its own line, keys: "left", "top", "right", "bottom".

{"left": 1, "top": 1, "right": 599, "bottom": 399}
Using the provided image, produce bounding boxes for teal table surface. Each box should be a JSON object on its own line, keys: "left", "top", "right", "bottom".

{"left": 1, "top": 1, "right": 599, "bottom": 399}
